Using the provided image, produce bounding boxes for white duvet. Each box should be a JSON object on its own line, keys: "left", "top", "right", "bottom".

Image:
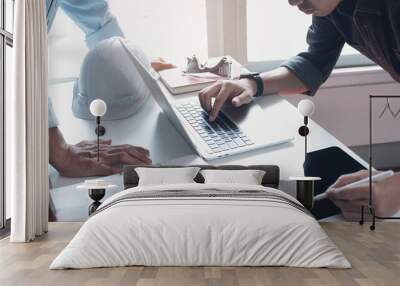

{"left": 50, "top": 183, "right": 350, "bottom": 269}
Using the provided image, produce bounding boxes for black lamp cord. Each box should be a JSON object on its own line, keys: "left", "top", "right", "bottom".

{"left": 304, "top": 116, "right": 308, "bottom": 155}
{"left": 96, "top": 116, "right": 100, "bottom": 162}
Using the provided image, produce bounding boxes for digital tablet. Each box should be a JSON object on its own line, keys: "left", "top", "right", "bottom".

{"left": 304, "top": 146, "right": 366, "bottom": 220}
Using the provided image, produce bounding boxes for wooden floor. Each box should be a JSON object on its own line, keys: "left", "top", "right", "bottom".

{"left": 0, "top": 222, "right": 399, "bottom": 286}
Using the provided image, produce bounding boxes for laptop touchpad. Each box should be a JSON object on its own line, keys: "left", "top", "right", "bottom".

{"left": 221, "top": 102, "right": 264, "bottom": 125}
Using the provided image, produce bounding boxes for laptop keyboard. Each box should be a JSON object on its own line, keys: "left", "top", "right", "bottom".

{"left": 176, "top": 103, "right": 254, "bottom": 153}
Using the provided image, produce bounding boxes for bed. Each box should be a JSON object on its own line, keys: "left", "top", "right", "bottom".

{"left": 50, "top": 165, "right": 350, "bottom": 269}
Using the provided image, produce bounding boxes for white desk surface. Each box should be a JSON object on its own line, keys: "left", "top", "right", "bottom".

{"left": 49, "top": 78, "right": 368, "bottom": 221}
{"left": 50, "top": 80, "right": 368, "bottom": 179}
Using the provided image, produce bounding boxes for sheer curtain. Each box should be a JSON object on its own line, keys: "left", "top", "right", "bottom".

{"left": 9, "top": 0, "right": 49, "bottom": 242}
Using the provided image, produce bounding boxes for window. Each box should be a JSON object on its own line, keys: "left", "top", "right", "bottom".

{"left": 5, "top": 0, "right": 12, "bottom": 33}
{"left": 0, "top": 0, "right": 13, "bottom": 231}
{"left": 246, "top": 0, "right": 373, "bottom": 70}
{"left": 49, "top": 0, "right": 209, "bottom": 80}
{"left": 109, "top": 0, "right": 208, "bottom": 67}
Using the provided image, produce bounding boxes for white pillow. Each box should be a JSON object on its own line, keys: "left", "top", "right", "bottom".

{"left": 136, "top": 167, "right": 200, "bottom": 186}
{"left": 200, "top": 169, "right": 266, "bottom": 185}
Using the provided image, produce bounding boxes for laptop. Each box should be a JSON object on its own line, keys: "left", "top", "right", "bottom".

{"left": 121, "top": 41, "right": 294, "bottom": 160}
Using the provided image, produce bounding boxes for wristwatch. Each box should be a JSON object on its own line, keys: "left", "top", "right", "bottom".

{"left": 239, "top": 72, "right": 264, "bottom": 97}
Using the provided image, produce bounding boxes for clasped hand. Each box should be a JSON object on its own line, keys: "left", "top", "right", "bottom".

{"left": 58, "top": 139, "right": 151, "bottom": 177}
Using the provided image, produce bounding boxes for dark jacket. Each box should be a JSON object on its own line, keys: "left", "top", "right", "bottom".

{"left": 281, "top": 0, "right": 400, "bottom": 95}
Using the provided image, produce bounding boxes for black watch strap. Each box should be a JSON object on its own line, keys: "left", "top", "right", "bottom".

{"left": 239, "top": 73, "right": 264, "bottom": 97}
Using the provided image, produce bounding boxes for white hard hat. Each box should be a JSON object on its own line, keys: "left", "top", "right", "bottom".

{"left": 72, "top": 37, "right": 151, "bottom": 120}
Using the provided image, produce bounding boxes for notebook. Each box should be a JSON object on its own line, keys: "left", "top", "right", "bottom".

{"left": 159, "top": 68, "right": 223, "bottom": 95}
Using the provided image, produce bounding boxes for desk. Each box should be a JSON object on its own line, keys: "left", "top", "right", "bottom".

{"left": 49, "top": 78, "right": 368, "bottom": 221}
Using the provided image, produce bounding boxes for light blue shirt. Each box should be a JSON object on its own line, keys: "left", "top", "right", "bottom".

{"left": 47, "top": 0, "right": 124, "bottom": 128}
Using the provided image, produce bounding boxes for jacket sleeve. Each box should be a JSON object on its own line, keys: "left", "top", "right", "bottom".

{"left": 280, "top": 16, "right": 345, "bottom": 96}
{"left": 48, "top": 97, "right": 59, "bottom": 129}
{"left": 58, "top": 0, "right": 124, "bottom": 49}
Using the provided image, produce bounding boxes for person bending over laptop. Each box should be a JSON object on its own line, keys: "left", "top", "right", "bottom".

{"left": 198, "top": 0, "right": 400, "bottom": 220}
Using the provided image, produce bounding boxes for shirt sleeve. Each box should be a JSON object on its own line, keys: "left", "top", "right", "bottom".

{"left": 280, "top": 16, "right": 345, "bottom": 96}
{"left": 48, "top": 97, "right": 59, "bottom": 129}
{"left": 58, "top": 0, "right": 124, "bottom": 49}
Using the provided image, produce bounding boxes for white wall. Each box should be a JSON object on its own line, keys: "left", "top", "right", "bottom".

{"left": 286, "top": 77, "right": 400, "bottom": 147}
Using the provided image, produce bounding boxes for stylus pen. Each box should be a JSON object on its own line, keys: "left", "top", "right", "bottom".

{"left": 314, "top": 170, "right": 394, "bottom": 201}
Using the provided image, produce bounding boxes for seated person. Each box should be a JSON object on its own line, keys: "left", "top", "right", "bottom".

{"left": 47, "top": 0, "right": 173, "bottom": 177}
{"left": 49, "top": 37, "right": 175, "bottom": 177}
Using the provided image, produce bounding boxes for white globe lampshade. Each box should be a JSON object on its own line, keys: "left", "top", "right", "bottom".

{"left": 90, "top": 99, "right": 107, "bottom": 117}
{"left": 298, "top": 99, "right": 315, "bottom": 117}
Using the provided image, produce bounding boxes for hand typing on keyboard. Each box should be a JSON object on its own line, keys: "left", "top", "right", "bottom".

{"left": 198, "top": 79, "right": 257, "bottom": 122}
{"left": 176, "top": 103, "right": 254, "bottom": 154}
